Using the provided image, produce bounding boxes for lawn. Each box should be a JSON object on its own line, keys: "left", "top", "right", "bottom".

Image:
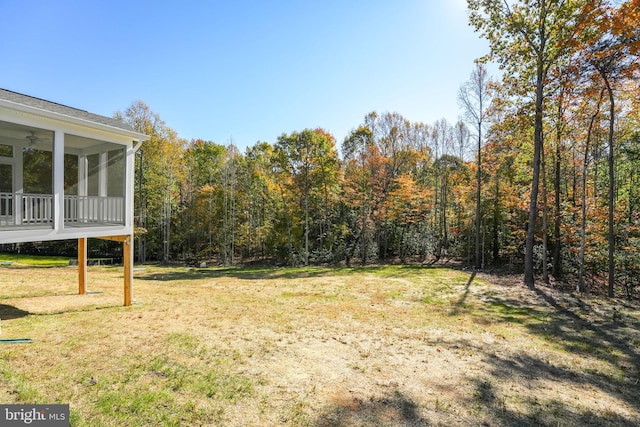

{"left": 0, "top": 253, "right": 71, "bottom": 267}
{"left": 0, "top": 264, "right": 639, "bottom": 426}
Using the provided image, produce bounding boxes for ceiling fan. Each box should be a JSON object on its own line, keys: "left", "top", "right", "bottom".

{"left": 26, "top": 131, "right": 38, "bottom": 146}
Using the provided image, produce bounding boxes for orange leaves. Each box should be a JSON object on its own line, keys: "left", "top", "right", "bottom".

{"left": 384, "top": 175, "right": 432, "bottom": 226}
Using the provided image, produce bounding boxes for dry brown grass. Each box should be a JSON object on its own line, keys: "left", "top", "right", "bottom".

{"left": 1, "top": 264, "right": 639, "bottom": 426}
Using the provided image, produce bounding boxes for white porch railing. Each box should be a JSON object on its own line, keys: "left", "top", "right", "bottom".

{"left": 0, "top": 192, "right": 15, "bottom": 226}
{"left": 64, "top": 195, "right": 124, "bottom": 224}
{"left": 0, "top": 192, "right": 124, "bottom": 227}
{"left": 0, "top": 193, "right": 53, "bottom": 226}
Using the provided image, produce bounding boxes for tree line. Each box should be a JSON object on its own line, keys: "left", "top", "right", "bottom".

{"left": 7, "top": 0, "right": 638, "bottom": 298}
{"left": 124, "top": 0, "right": 639, "bottom": 297}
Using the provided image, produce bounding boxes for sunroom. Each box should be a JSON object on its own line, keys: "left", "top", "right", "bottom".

{"left": 0, "top": 89, "right": 147, "bottom": 305}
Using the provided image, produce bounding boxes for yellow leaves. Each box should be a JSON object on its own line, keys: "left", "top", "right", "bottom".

{"left": 133, "top": 226, "right": 148, "bottom": 237}
{"left": 198, "top": 183, "right": 216, "bottom": 195}
{"left": 384, "top": 174, "right": 432, "bottom": 225}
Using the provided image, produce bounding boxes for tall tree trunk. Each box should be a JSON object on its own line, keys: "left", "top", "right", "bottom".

{"left": 541, "top": 142, "right": 549, "bottom": 284}
{"left": 492, "top": 170, "right": 500, "bottom": 263}
{"left": 232, "top": 168, "right": 236, "bottom": 264}
{"left": 434, "top": 159, "right": 440, "bottom": 260}
{"left": 524, "top": 62, "right": 545, "bottom": 288}
{"left": 304, "top": 188, "right": 309, "bottom": 266}
{"left": 222, "top": 169, "right": 228, "bottom": 264}
{"left": 137, "top": 149, "right": 146, "bottom": 263}
{"left": 442, "top": 176, "right": 449, "bottom": 256}
{"left": 475, "top": 126, "right": 482, "bottom": 269}
{"left": 163, "top": 199, "right": 171, "bottom": 264}
{"left": 603, "top": 74, "right": 615, "bottom": 298}
{"left": 553, "top": 95, "right": 563, "bottom": 278}
{"left": 578, "top": 88, "right": 604, "bottom": 293}
{"left": 593, "top": 146, "right": 600, "bottom": 200}
{"left": 458, "top": 62, "right": 489, "bottom": 269}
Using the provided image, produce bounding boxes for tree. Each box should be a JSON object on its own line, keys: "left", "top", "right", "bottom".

{"left": 342, "top": 126, "right": 376, "bottom": 265}
{"left": 459, "top": 61, "right": 493, "bottom": 269}
{"left": 181, "top": 139, "right": 226, "bottom": 261}
{"left": 433, "top": 154, "right": 471, "bottom": 259}
{"left": 275, "top": 129, "right": 340, "bottom": 265}
{"left": 577, "top": 86, "right": 606, "bottom": 292}
{"left": 345, "top": 113, "right": 425, "bottom": 263}
{"left": 581, "top": 0, "right": 640, "bottom": 296}
{"left": 384, "top": 174, "right": 433, "bottom": 262}
{"left": 114, "top": 101, "right": 184, "bottom": 263}
{"left": 431, "top": 119, "right": 454, "bottom": 259}
{"left": 468, "top": 0, "right": 591, "bottom": 287}
{"left": 219, "top": 144, "right": 239, "bottom": 265}
{"left": 453, "top": 120, "right": 472, "bottom": 161}
{"left": 548, "top": 64, "right": 570, "bottom": 279}
{"left": 240, "top": 142, "right": 279, "bottom": 261}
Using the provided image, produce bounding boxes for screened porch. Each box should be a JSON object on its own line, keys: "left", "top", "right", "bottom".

{"left": 0, "top": 120, "right": 126, "bottom": 229}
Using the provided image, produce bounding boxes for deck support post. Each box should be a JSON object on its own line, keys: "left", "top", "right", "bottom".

{"left": 96, "top": 234, "right": 133, "bottom": 306}
{"left": 123, "top": 234, "right": 133, "bottom": 306}
{"left": 78, "top": 237, "right": 87, "bottom": 295}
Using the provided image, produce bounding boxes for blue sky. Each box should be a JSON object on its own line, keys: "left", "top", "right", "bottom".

{"left": 1, "top": 0, "right": 489, "bottom": 151}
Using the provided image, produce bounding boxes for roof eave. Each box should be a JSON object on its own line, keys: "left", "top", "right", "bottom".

{"left": 0, "top": 98, "right": 149, "bottom": 142}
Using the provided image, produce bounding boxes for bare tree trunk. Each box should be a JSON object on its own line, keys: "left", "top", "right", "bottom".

{"left": 361, "top": 155, "right": 368, "bottom": 266}
{"left": 223, "top": 168, "right": 228, "bottom": 264}
{"left": 475, "top": 128, "right": 482, "bottom": 269}
{"left": 578, "top": 88, "right": 604, "bottom": 293}
{"left": 304, "top": 188, "right": 309, "bottom": 266}
{"left": 230, "top": 146, "right": 238, "bottom": 265}
{"left": 163, "top": 199, "right": 170, "bottom": 264}
{"left": 442, "top": 174, "right": 449, "bottom": 256}
{"left": 541, "top": 142, "right": 549, "bottom": 284}
{"left": 137, "top": 149, "right": 146, "bottom": 263}
{"left": 458, "top": 62, "right": 490, "bottom": 270}
{"left": 434, "top": 158, "right": 440, "bottom": 260}
{"left": 603, "top": 74, "right": 616, "bottom": 298}
{"left": 553, "top": 95, "right": 563, "bottom": 278}
{"left": 524, "top": 62, "right": 545, "bottom": 288}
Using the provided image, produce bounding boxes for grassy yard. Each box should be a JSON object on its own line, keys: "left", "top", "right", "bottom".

{"left": 0, "top": 253, "right": 71, "bottom": 267}
{"left": 0, "top": 264, "right": 639, "bottom": 426}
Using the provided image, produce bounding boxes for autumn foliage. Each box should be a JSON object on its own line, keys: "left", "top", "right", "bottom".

{"left": 17, "top": 1, "right": 638, "bottom": 300}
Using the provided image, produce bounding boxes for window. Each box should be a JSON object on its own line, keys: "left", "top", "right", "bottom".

{"left": 87, "top": 153, "right": 100, "bottom": 196}
{"left": 0, "top": 164, "right": 11, "bottom": 217}
{"left": 107, "top": 148, "right": 125, "bottom": 197}
{"left": 23, "top": 148, "right": 53, "bottom": 194}
{"left": 0, "top": 164, "right": 11, "bottom": 192}
{"left": 64, "top": 153, "right": 79, "bottom": 196}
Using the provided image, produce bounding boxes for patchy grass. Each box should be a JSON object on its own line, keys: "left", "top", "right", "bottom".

{"left": 1, "top": 264, "right": 639, "bottom": 426}
{"left": 0, "top": 253, "right": 71, "bottom": 267}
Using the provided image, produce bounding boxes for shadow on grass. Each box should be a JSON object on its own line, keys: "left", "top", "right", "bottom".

{"left": 531, "top": 287, "right": 640, "bottom": 370}
{"left": 314, "top": 390, "right": 426, "bottom": 427}
{"left": 0, "top": 304, "right": 30, "bottom": 320}
{"left": 1, "top": 295, "right": 121, "bottom": 316}
{"left": 449, "top": 271, "right": 476, "bottom": 315}
{"left": 1, "top": 291, "right": 104, "bottom": 301}
{"left": 466, "top": 375, "right": 638, "bottom": 426}
{"left": 453, "top": 283, "right": 640, "bottom": 422}
{"left": 135, "top": 264, "right": 443, "bottom": 282}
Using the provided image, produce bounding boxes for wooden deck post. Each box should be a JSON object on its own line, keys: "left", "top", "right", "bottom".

{"left": 124, "top": 234, "right": 133, "bottom": 306}
{"left": 96, "top": 235, "right": 134, "bottom": 306}
{"left": 78, "top": 237, "right": 87, "bottom": 295}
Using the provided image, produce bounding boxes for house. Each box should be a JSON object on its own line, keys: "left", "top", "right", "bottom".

{"left": 0, "top": 89, "right": 147, "bottom": 305}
